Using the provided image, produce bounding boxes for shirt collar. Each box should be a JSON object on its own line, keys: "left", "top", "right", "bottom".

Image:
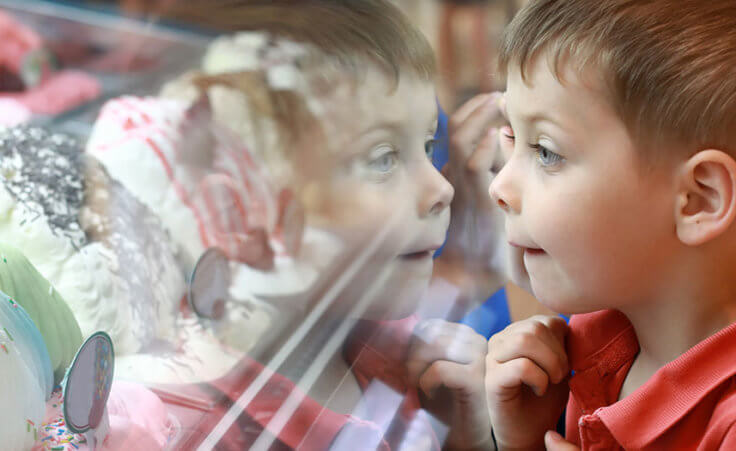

{"left": 567, "top": 310, "right": 736, "bottom": 449}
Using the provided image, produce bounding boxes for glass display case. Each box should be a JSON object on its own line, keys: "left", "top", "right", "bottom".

{"left": 0, "top": 2, "right": 517, "bottom": 450}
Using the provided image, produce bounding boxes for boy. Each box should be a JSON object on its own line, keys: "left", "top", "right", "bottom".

{"left": 88, "top": 1, "right": 497, "bottom": 448}
{"left": 486, "top": 0, "right": 736, "bottom": 449}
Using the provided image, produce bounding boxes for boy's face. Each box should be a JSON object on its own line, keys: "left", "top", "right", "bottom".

{"left": 293, "top": 67, "right": 453, "bottom": 319}
{"left": 491, "top": 59, "right": 679, "bottom": 314}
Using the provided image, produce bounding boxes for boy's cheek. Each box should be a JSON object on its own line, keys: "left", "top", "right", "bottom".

{"left": 507, "top": 245, "right": 532, "bottom": 292}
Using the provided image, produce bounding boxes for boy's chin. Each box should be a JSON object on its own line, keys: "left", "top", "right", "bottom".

{"left": 530, "top": 285, "right": 585, "bottom": 317}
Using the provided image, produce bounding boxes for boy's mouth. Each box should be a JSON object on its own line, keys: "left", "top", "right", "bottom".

{"left": 509, "top": 242, "right": 546, "bottom": 256}
{"left": 401, "top": 251, "right": 433, "bottom": 260}
{"left": 524, "top": 248, "right": 546, "bottom": 256}
{"left": 400, "top": 245, "right": 441, "bottom": 261}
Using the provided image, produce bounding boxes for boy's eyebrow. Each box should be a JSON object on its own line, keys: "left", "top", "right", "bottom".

{"left": 511, "top": 108, "right": 566, "bottom": 130}
{"left": 356, "top": 112, "right": 439, "bottom": 139}
{"left": 358, "top": 120, "right": 404, "bottom": 137}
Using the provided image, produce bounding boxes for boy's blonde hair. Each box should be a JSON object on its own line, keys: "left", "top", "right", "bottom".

{"left": 170, "top": 0, "right": 437, "bottom": 178}
{"left": 499, "top": 0, "right": 736, "bottom": 155}
{"left": 173, "top": 0, "right": 436, "bottom": 85}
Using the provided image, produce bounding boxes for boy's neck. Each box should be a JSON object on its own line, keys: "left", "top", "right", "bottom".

{"left": 618, "top": 263, "right": 736, "bottom": 396}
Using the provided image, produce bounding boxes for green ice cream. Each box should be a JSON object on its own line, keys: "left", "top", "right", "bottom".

{"left": 0, "top": 242, "right": 83, "bottom": 383}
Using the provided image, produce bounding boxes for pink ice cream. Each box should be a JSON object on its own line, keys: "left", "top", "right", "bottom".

{"left": 33, "top": 382, "right": 178, "bottom": 451}
{"left": 0, "top": 11, "right": 100, "bottom": 118}
{"left": 1, "top": 70, "right": 100, "bottom": 115}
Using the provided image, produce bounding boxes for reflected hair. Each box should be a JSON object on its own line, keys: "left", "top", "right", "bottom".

{"left": 170, "top": 0, "right": 436, "bottom": 85}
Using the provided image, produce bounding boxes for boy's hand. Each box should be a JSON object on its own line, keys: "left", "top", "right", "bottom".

{"left": 442, "top": 93, "right": 507, "bottom": 269}
{"left": 486, "top": 316, "right": 570, "bottom": 451}
{"left": 434, "top": 93, "right": 510, "bottom": 311}
{"left": 408, "top": 319, "right": 493, "bottom": 450}
{"left": 544, "top": 431, "right": 579, "bottom": 451}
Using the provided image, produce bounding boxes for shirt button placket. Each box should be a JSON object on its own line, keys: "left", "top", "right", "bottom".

{"left": 578, "top": 413, "right": 621, "bottom": 450}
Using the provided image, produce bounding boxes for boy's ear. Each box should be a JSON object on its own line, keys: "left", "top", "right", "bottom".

{"left": 675, "top": 150, "right": 736, "bottom": 246}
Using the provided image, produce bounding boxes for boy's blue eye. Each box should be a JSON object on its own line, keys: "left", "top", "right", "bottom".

{"left": 424, "top": 139, "right": 438, "bottom": 160}
{"left": 532, "top": 144, "right": 564, "bottom": 167}
{"left": 368, "top": 151, "right": 399, "bottom": 173}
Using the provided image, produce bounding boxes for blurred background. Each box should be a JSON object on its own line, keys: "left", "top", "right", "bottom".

{"left": 46, "top": 0, "right": 528, "bottom": 111}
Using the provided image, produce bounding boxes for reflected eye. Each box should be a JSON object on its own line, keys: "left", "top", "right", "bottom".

{"left": 499, "top": 126, "right": 515, "bottom": 154}
{"left": 532, "top": 144, "right": 564, "bottom": 167}
{"left": 501, "top": 125, "right": 515, "bottom": 143}
{"left": 367, "top": 150, "right": 399, "bottom": 173}
{"left": 424, "top": 139, "right": 438, "bottom": 161}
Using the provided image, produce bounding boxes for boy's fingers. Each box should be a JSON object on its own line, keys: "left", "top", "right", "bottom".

{"left": 414, "top": 320, "right": 487, "bottom": 349}
{"left": 489, "top": 332, "right": 568, "bottom": 384}
{"left": 418, "top": 360, "right": 478, "bottom": 398}
{"left": 486, "top": 356, "right": 550, "bottom": 398}
{"left": 450, "top": 92, "right": 496, "bottom": 126}
{"left": 409, "top": 335, "right": 485, "bottom": 369}
{"left": 542, "top": 316, "right": 570, "bottom": 346}
{"left": 502, "top": 316, "right": 569, "bottom": 361}
{"left": 449, "top": 96, "right": 506, "bottom": 163}
{"left": 464, "top": 127, "right": 500, "bottom": 180}
{"left": 408, "top": 322, "right": 487, "bottom": 387}
{"left": 408, "top": 332, "right": 486, "bottom": 380}
{"left": 544, "top": 431, "right": 580, "bottom": 451}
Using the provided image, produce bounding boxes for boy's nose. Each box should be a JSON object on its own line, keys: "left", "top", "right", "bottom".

{"left": 489, "top": 163, "right": 519, "bottom": 214}
{"left": 421, "top": 164, "right": 455, "bottom": 217}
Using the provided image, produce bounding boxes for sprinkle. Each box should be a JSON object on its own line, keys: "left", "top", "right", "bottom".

{"left": 51, "top": 447, "right": 64, "bottom": 451}
{"left": 0, "top": 128, "right": 86, "bottom": 247}
{"left": 2, "top": 253, "right": 6, "bottom": 263}
{"left": 8, "top": 298, "right": 17, "bottom": 308}
{"left": 1, "top": 344, "right": 7, "bottom": 353}
{"left": 3, "top": 327, "right": 12, "bottom": 341}
{"left": 42, "top": 436, "right": 52, "bottom": 441}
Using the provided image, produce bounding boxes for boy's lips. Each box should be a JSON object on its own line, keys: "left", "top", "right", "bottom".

{"left": 509, "top": 241, "right": 546, "bottom": 256}
{"left": 400, "top": 245, "right": 442, "bottom": 261}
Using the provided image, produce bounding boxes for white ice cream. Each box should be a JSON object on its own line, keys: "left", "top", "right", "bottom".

{"left": 0, "top": 127, "right": 241, "bottom": 385}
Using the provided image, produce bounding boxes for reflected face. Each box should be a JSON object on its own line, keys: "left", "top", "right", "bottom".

{"left": 293, "top": 67, "right": 453, "bottom": 319}
{"left": 490, "top": 60, "right": 677, "bottom": 314}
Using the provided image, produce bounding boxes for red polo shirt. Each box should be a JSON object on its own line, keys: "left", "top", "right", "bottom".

{"left": 175, "top": 316, "right": 440, "bottom": 450}
{"left": 565, "top": 310, "right": 736, "bottom": 450}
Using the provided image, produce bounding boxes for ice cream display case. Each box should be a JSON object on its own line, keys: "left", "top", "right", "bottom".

{"left": 0, "top": 2, "right": 467, "bottom": 450}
